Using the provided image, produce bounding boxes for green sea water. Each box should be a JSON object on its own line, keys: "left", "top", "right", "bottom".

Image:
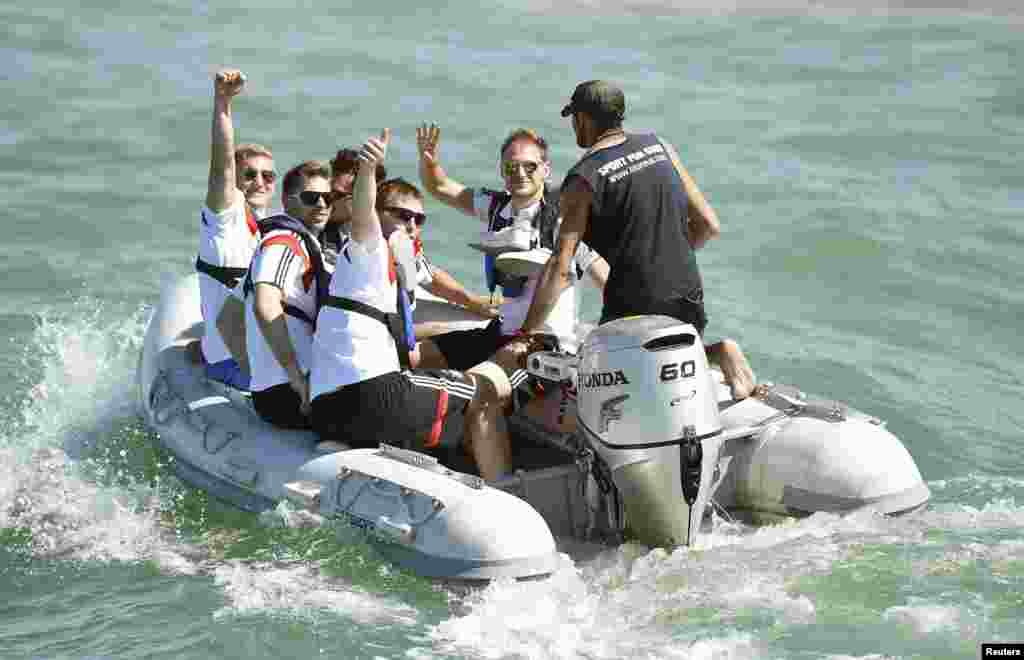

{"left": 1, "top": 1, "right": 1022, "bottom": 658}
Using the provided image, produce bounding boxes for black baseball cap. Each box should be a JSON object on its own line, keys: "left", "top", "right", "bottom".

{"left": 560, "top": 80, "right": 626, "bottom": 121}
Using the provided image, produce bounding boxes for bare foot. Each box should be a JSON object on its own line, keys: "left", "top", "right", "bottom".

{"left": 717, "top": 339, "right": 756, "bottom": 400}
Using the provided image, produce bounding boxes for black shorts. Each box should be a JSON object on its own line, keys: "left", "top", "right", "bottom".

{"left": 429, "top": 319, "right": 516, "bottom": 371}
{"left": 252, "top": 382, "right": 313, "bottom": 430}
{"left": 601, "top": 290, "right": 708, "bottom": 335}
{"left": 311, "top": 370, "right": 477, "bottom": 454}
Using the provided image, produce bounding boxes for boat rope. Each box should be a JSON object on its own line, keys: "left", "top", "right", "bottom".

{"left": 333, "top": 468, "right": 445, "bottom": 541}
{"left": 149, "top": 369, "right": 240, "bottom": 455}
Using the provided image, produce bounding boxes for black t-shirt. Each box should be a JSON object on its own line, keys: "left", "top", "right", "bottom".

{"left": 564, "top": 132, "right": 703, "bottom": 324}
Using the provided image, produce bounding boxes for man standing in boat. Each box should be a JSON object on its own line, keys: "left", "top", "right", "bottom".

{"left": 192, "top": 68, "right": 276, "bottom": 390}
{"left": 310, "top": 129, "right": 513, "bottom": 480}
{"left": 511, "top": 80, "right": 756, "bottom": 399}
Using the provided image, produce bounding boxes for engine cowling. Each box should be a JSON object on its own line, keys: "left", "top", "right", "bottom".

{"left": 575, "top": 316, "right": 723, "bottom": 547}
{"left": 577, "top": 316, "right": 721, "bottom": 448}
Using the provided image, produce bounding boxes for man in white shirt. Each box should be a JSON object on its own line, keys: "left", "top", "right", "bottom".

{"left": 374, "top": 177, "right": 498, "bottom": 320}
{"left": 242, "top": 161, "right": 332, "bottom": 429}
{"left": 414, "top": 125, "right": 608, "bottom": 374}
{"left": 192, "top": 68, "right": 276, "bottom": 390}
{"left": 310, "top": 130, "right": 512, "bottom": 481}
{"left": 321, "top": 147, "right": 386, "bottom": 266}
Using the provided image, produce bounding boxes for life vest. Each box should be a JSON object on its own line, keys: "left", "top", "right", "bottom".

{"left": 195, "top": 203, "right": 261, "bottom": 289}
{"left": 319, "top": 234, "right": 416, "bottom": 370}
{"left": 241, "top": 214, "right": 329, "bottom": 327}
{"left": 482, "top": 186, "right": 560, "bottom": 297}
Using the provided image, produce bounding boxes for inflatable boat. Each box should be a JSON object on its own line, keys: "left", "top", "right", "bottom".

{"left": 137, "top": 274, "right": 931, "bottom": 581}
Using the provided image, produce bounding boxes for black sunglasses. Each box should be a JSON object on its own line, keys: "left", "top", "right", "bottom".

{"left": 296, "top": 190, "right": 336, "bottom": 206}
{"left": 242, "top": 168, "right": 277, "bottom": 183}
{"left": 383, "top": 206, "right": 426, "bottom": 226}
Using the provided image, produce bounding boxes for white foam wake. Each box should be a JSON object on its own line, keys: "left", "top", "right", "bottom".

{"left": 212, "top": 561, "right": 421, "bottom": 624}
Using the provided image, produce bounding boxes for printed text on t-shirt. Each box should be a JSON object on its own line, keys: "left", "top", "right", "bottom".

{"left": 596, "top": 144, "right": 667, "bottom": 183}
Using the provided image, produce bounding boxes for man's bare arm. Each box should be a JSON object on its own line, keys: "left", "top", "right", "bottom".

{"left": 253, "top": 283, "right": 309, "bottom": 411}
{"left": 426, "top": 265, "right": 499, "bottom": 318}
{"left": 660, "top": 138, "right": 720, "bottom": 250}
{"left": 216, "top": 295, "right": 249, "bottom": 372}
{"left": 351, "top": 129, "right": 389, "bottom": 247}
{"left": 206, "top": 69, "right": 245, "bottom": 213}
{"left": 520, "top": 176, "right": 592, "bottom": 334}
{"left": 416, "top": 123, "right": 476, "bottom": 217}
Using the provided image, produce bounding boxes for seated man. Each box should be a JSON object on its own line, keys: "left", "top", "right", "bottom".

{"left": 414, "top": 124, "right": 608, "bottom": 377}
{"left": 321, "top": 147, "right": 386, "bottom": 266}
{"left": 310, "top": 129, "right": 512, "bottom": 481}
{"left": 193, "top": 68, "right": 276, "bottom": 390}
{"left": 374, "top": 177, "right": 498, "bottom": 321}
{"left": 237, "top": 161, "right": 332, "bottom": 429}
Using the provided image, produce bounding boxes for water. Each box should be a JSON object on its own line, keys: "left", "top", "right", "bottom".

{"left": 2, "top": 1, "right": 1022, "bottom": 658}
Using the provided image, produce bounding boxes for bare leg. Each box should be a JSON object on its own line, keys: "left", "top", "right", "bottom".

{"left": 492, "top": 341, "right": 527, "bottom": 376}
{"left": 522, "top": 385, "right": 577, "bottom": 434}
{"left": 706, "top": 338, "right": 756, "bottom": 400}
{"left": 462, "top": 373, "right": 512, "bottom": 481}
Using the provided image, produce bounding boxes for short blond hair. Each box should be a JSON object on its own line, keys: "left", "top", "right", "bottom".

{"left": 235, "top": 143, "right": 273, "bottom": 164}
{"left": 376, "top": 177, "right": 423, "bottom": 209}
{"left": 499, "top": 129, "right": 549, "bottom": 161}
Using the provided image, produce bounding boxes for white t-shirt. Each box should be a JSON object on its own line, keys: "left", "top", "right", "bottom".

{"left": 245, "top": 226, "right": 320, "bottom": 393}
{"left": 472, "top": 191, "right": 598, "bottom": 351}
{"left": 197, "top": 196, "right": 260, "bottom": 364}
{"left": 310, "top": 233, "right": 399, "bottom": 400}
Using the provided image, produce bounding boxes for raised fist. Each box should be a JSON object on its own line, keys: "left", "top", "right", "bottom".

{"left": 214, "top": 68, "right": 246, "bottom": 98}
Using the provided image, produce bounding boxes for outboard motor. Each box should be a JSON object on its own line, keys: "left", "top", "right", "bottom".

{"left": 575, "top": 316, "right": 724, "bottom": 547}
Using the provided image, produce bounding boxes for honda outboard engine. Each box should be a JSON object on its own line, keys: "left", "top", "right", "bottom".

{"left": 575, "top": 316, "right": 724, "bottom": 547}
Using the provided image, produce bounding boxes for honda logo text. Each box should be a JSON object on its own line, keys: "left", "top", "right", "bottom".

{"left": 578, "top": 370, "right": 631, "bottom": 388}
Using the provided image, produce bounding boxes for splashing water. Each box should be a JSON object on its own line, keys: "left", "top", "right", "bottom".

{"left": 0, "top": 299, "right": 174, "bottom": 560}
{"left": 0, "top": 299, "right": 453, "bottom": 635}
{"left": 3, "top": 297, "right": 1024, "bottom": 660}
{"left": 420, "top": 497, "right": 1024, "bottom": 659}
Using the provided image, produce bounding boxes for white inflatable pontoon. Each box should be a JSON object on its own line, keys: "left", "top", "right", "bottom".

{"left": 138, "top": 274, "right": 930, "bottom": 581}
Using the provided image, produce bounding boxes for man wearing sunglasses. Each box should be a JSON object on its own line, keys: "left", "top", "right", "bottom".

{"left": 193, "top": 68, "right": 277, "bottom": 390}
{"left": 415, "top": 125, "right": 609, "bottom": 377}
{"left": 322, "top": 148, "right": 386, "bottom": 267}
{"left": 233, "top": 161, "right": 332, "bottom": 430}
{"left": 311, "top": 130, "right": 513, "bottom": 480}
{"left": 515, "top": 80, "right": 756, "bottom": 400}
{"left": 374, "top": 177, "right": 497, "bottom": 321}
